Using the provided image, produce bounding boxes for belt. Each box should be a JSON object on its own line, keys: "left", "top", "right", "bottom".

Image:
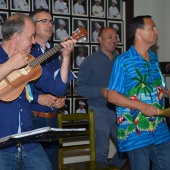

{"left": 32, "top": 111, "right": 56, "bottom": 119}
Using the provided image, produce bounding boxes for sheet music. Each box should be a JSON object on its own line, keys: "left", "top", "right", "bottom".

{"left": 0, "top": 127, "right": 86, "bottom": 143}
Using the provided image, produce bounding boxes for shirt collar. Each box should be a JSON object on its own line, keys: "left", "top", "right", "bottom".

{"left": 0, "top": 45, "right": 10, "bottom": 61}
{"left": 98, "top": 48, "right": 119, "bottom": 62}
{"left": 129, "top": 45, "right": 157, "bottom": 62}
{"left": 40, "top": 42, "right": 50, "bottom": 53}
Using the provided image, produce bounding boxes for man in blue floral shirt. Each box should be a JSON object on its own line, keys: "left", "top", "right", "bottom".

{"left": 108, "top": 15, "right": 170, "bottom": 170}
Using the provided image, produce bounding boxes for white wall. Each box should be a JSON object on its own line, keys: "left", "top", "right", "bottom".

{"left": 134, "top": 0, "right": 168, "bottom": 61}
{"left": 165, "top": 0, "right": 170, "bottom": 62}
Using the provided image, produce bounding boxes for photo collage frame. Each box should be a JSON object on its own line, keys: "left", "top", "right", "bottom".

{"left": 0, "top": 0, "right": 125, "bottom": 114}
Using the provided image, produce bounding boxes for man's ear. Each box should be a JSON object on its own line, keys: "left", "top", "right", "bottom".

{"left": 136, "top": 28, "right": 142, "bottom": 38}
{"left": 12, "top": 32, "right": 19, "bottom": 42}
{"left": 97, "top": 36, "right": 101, "bottom": 43}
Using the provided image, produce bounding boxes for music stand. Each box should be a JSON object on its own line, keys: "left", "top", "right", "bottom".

{"left": 0, "top": 127, "right": 86, "bottom": 170}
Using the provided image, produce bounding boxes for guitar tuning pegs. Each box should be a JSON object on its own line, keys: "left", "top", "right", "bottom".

{"left": 72, "top": 28, "right": 79, "bottom": 34}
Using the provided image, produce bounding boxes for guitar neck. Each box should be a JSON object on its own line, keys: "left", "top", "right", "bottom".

{"left": 29, "top": 43, "right": 64, "bottom": 68}
{"left": 28, "top": 27, "right": 88, "bottom": 68}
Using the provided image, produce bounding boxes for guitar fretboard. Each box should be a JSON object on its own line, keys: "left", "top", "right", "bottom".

{"left": 29, "top": 38, "right": 72, "bottom": 68}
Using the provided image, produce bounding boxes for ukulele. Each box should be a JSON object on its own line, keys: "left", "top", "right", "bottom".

{"left": 0, "top": 27, "right": 88, "bottom": 101}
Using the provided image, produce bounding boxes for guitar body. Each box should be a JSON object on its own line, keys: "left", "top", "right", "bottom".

{"left": 0, "top": 54, "right": 42, "bottom": 101}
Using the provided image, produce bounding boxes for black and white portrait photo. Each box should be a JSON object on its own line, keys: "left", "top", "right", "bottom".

{"left": 72, "top": 0, "right": 88, "bottom": 16}
{"left": 11, "top": 0, "right": 30, "bottom": 11}
{"left": 107, "top": 0, "right": 122, "bottom": 19}
{"left": 33, "top": 0, "right": 50, "bottom": 10}
{"left": 72, "top": 18, "right": 89, "bottom": 43}
{"left": 73, "top": 45, "right": 89, "bottom": 69}
{"left": 90, "top": 19, "right": 106, "bottom": 43}
{"left": 52, "top": 0, "right": 70, "bottom": 15}
{"left": 53, "top": 16, "right": 70, "bottom": 41}
{"left": 91, "top": 0, "right": 105, "bottom": 18}
{"left": 108, "top": 20, "right": 123, "bottom": 44}
{"left": 0, "top": 0, "right": 8, "bottom": 9}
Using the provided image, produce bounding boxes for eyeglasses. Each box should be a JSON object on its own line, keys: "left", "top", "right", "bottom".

{"left": 35, "top": 19, "right": 55, "bottom": 25}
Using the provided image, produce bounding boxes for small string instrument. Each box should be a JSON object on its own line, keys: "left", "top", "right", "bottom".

{"left": 0, "top": 27, "right": 88, "bottom": 101}
{"left": 158, "top": 108, "right": 170, "bottom": 117}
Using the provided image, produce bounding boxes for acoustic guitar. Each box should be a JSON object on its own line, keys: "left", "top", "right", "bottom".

{"left": 0, "top": 27, "right": 88, "bottom": 101}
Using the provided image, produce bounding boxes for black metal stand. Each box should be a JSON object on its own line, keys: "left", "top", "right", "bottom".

{"left": 18, "top": 141, "right": 22, "bottom": 170}
{"left": 0, "top": 127, "right": 86, "bottom": 170}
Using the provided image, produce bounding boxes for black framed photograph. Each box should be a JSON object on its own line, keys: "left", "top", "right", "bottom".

{"left": 0, "top": 11, "right": 8, "bottom": 39}
{"left": 0, "top": 0, "right": 8, "bottom": 9}
{"left": 11, "top": 12, "right": 30, "bottom": 15}
{"left": 90, "top": 0, "right": 105, "bottom": 18}
{"left": 0, "top": 0, "right": 127, "bottom": 134}
{"left": 73, "top": 98, "right": 88, "bottom": 113}
{"left": 107, "top": 0, "right": 122, "bottom": 19}
{"left": 107, "top": 20, "right": 123, "bottom": 45}
{"left": 91, "top": 45, "right": 99, "bottom": 54}
{"left": 72, "top": 17, "right": 89, "bottom": 43}
{"left": 52, "top": 0, "right": 70, "bottom": 15}
{"left": 10, "top": 0, "right": 30, "bottom": 11}
{"left": 90, "top": 19, "right": 106, "bottom": 43}
{"left": 53, "top": 16, "right": 70, "bottom": 41}
{"left": 116, "top": 45, "right": 124, "bottom": 55}
{"left": 72, "top": 44, "right": 89, "bottom": 69}
{"left": 59, "top": 98, "right": 71, "bottom": 115}
{"left": 32, "top": 0, "right": 50, "bottom": 11}
{"left": 72, "top": 0, "right": 88, "bottom": 17}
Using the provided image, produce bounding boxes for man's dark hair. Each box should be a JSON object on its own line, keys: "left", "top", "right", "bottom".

{"left": 127, "top": 15, "right": 152, "bottom": 45}
{"left": 98, "top": 27, "right": 105, "bottom": 37}
{"left": 30, "top": 8, "right": 50, "bottom": 22}
{"left": 98, "top": 27, "right": 117, "bottom": 37}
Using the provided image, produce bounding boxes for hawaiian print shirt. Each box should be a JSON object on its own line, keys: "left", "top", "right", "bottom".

{"left": 108, "top": 45, "right": 170, "bottom": 152}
